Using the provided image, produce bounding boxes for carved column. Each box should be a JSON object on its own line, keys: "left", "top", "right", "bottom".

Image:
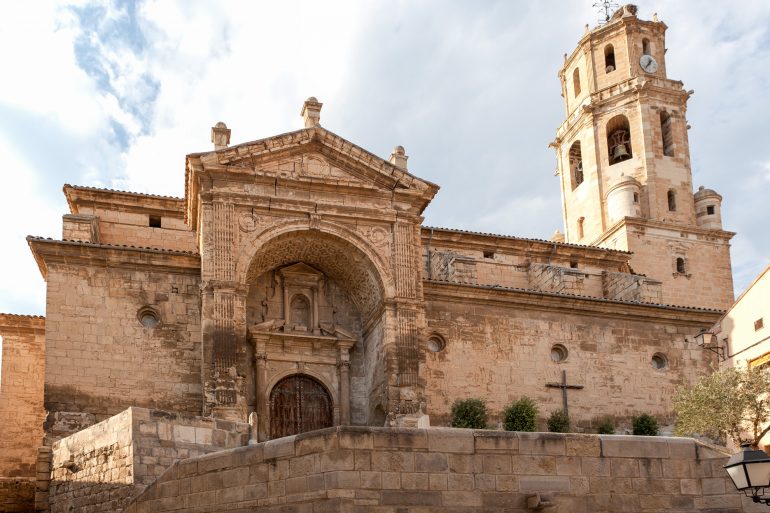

{"left": 201, "top": 199, "right": 247, "bottom": 420}
{"left": 337, "top": 340, "right": 354, "bottom": 426}
{"left": 254, "top": 341, "right": 268, "bottom": 442}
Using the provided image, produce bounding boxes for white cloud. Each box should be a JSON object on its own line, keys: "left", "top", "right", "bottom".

{"left": 0, "top": 0, "right": 769, "bottom": 313}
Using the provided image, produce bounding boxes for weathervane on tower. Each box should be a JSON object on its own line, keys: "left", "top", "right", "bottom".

{"left": 592, "top": 0, "right": 619, "bottom": 24}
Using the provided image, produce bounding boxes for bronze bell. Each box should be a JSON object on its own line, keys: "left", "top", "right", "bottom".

{"left": 612, "top": 143, "right": 630, "bottom": 162}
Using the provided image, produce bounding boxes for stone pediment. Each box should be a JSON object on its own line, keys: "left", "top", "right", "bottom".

{"left": 190, "top": 127, "right": 438, "bottom": 196}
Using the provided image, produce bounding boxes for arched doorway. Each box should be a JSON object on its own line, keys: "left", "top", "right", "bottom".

{"left": 269, "top": 374, "right": 333, "bottom": 439}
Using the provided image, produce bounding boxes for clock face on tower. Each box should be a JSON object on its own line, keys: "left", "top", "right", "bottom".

{"left": 639, "top": 54, "right": 658, "bottom": 74}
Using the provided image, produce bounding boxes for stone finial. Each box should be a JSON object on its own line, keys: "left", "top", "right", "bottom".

{"left": 211, "top": 122, "right": 231, "bottom": 150}
{"left": 388, "top": 145, "right": 408, "bottom": 170}
{"left": 653, "top": 12, "right": 659, "bottom": 22}
{"left": 551, "top": 229, "right": 565, "bottom": 243}
{"left": 301, "top": 97, "right": 323, "bottom": 128}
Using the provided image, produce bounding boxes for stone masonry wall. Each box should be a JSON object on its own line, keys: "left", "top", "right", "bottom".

{"left": 123, "top": 426, "right": 757, "bottom": 513}
{"left": 0, "top": 478, "right": 35, "bottom": 513}
{"left": 603, "top": 271, "right": 663, "bottom": 303}
{"left": 43, "top": 262, "right": 202, "bottom": 439}
{"left": 0, "top": 315, "right": 46, "bottom": 481}
{"left": 422, "top": 283, "right": 718, "bottom": 428}
{"left": 48, "top": 407, "right": 248, "bottom": 513}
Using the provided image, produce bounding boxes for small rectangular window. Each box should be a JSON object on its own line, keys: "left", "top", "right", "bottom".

{"left": 483, "top": 251, "right": 495, "bottom": 259}
{"left": 149, "top": 215, "right": 162, "bottom": 228}
{"left": 756, "top": 318, "right": 765, "bottom": 331}
{"left": 570, "top": 261, "right": 578, "bottom": 269}
{"left": 706, "top": 205, "right": 715, "bottom": 215}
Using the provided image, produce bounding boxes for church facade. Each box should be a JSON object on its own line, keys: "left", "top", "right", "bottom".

{"left": 0, "top": 5, "right": 737, "bottom": 510}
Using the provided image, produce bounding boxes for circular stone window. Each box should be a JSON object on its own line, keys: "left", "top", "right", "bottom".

{"left": 427, "top": 336, "right": 446, "bottom": 353}
{"left": 550, "top": 344, "right": 568, "bottom": 363}
{"left": 651, "top": 353, "right": 668, "bottom": 370}
{"left": 137, "top": 307, "right": 160, "bottom": 328}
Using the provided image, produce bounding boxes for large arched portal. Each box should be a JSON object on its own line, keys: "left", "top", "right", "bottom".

{"left": 269, "top": 374, "right": 333, "bottom": 438}
{"left": 241, "top": 225, "right": 395, "bottom": 440}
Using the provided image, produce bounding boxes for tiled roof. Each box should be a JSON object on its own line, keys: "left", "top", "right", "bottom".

{"left": 26, "top": 236, "right": 199, "bottom": 256}
{"left": 0, "top": 313, "right": 45, "bottom": 320}
{"left": 422, "top": 226, "right": 631, "bottom": 254}
{"left": 424, "top": 279, "right": 724, "bottom": 313}
{"left": 64, "top": 184, "right": 184, "bottom": 201}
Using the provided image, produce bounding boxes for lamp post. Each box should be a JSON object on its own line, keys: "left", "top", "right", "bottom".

{"left": 724, "top": 443, "right": 770, "bottom": 505}
{"left": 694, "top": 328, "right": 726, "bottom": 361}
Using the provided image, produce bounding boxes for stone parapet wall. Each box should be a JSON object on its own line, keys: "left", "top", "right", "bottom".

{"left": 0, "top": 478, "right": 35, "bottom": 513}
{"left": 123, "top": 426, "right": 755, "bottom": 513}
{"left": 49, "top": 407, "right": 249, "bottom": 513}
{"left": 602, "top": 271, "right": 663, "bottom": 303}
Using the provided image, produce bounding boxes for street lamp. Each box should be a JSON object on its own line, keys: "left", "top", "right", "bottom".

{"left": 694, "top": 328, "right": 726, "bottom": 361}
{"left": 724, "top": 444, "right": 770, "bottom": 505}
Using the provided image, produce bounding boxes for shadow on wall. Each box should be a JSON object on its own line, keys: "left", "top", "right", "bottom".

{"left": 0, "top": 478, "right": 34, "bottom": 513}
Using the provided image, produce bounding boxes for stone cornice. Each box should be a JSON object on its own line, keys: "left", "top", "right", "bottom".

{"left": 422, "top": 226, "right": 631, "bottom": 267}
{"left": 63, "top": 184, "right": 185, "bottom": 217}
{"left": 185, "top": 127, "right": 439, "bottom": 229}
{"left": 0, "top": 313, "right": 45, "bottom": 335}
{"left": 594, "top": 217, "right": 736, "bottom": 247}
{"left": 423, "top": 280, "right": 723, "bottom": 325}
{"left": 26, "top": 237, "right": 200, "bottom": 280}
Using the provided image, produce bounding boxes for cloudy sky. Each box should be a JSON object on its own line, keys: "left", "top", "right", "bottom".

{"left": 0, "top": 0, "right": 768, "bottom": 316}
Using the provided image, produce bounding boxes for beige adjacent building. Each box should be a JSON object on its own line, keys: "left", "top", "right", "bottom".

{"left": 715, "top": 265, "right": 770, "bottom": 449}
{"left": 0, "top": 5, "right": 749, "bottom": 512}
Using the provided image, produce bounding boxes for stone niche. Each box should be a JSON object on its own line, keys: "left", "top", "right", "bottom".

{"left": 246, "top": 263, "right": 364, "bottom": 442}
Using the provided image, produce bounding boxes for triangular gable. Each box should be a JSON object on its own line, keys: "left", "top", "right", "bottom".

{"left": 188, "top": 127, "right": 438, "bottom": 195}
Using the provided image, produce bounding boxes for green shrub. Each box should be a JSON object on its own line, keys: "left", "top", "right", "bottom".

{"left": 503, "top": 396, "right": 538, "bottom": 432}
{"left": 451, "top": 398, "right": 488, "bottom": 429}
{"left": 547, "top": 409, "right": 571, "bottom": 433}
{"left": 632, "top": 413, "right": 659, "bottom": 436}
{"left": 595, "top": 417, "right": 615, "bottom": 434}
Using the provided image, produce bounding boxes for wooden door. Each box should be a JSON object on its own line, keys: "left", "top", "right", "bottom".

{"left": 269, "top": 374, "right": 332, "bottom": 439}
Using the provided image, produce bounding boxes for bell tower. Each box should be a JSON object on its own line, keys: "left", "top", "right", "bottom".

{"left": 552, "top": 4, "right": 735, "bottom": 310}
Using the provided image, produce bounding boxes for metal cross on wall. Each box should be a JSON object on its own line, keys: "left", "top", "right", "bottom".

{"left": 545, "top": 370, "right": 584, "bottom": 417}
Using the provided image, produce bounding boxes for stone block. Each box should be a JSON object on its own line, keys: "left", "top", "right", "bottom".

{"left": 372, "top": 428, "right": 428, "bottom": 450}
{"left": 429, "top": 473, "right": 448, "bottom": 490}
{"left": 637, "top": 457, "right": 662, "bottom": 478}
{"left": 610, "top": 458, "right": 640, "bottom": 477}
{"left": 474, "top": 473, "right": 496, "bottom": 491}
{"left": 264, "top": 436, "right": 296, "bottom": 460}
{"left": 482, "top": 454, "right": 511, "bottom": 474}
{"left": 381, "top": 471, "right": 400, "bottom": 489}
{"left": 320, "top": 449, "right": 354, "bottom": 471}
{"left": 285, "top": 476, "right": 307, "bottom": 495}
{"left": 359, "top": 471, "right": 381, "bottom": 489}
{"left": 243, "top": 482, "right": 267, "bottom": 500}
{"left": 693, "top": 494, "right": 742, "bottom": 509}
{"left": 441, "top": 490, "right": 483, "bottom": 507}
{"left": 519, "top": 475, "right": 571, "bottom": 492}
{"left": 268, "top": 459, "right": 289, "bottom": 481}
{"left": 338, "top": 428, "right": 374, "bottom": 450}
{"left": 353, "top": 450, "right": 371, "bottom": 470}
{"left": 427, "top": 428, "right": 474, "bottom": 454}
{"left": 447, "top": 473, "right": 474, "bottom": 491}
{"left": 511, "top": 455, "right": 556, "bottom": 475}
{"left": 415, "top": 452, "right": 448, "bottom": 472}
{"left": 381, "top": 490, "right": 441, "bottom": 506}
{"left": 400, "top": 472, "right": 430, "bottom": 490}
{"left": 702, "top": 477, "right": 727, "bottom": 495}
{"left": 448, "top": 453, "right": 483, "bottom": 474}
{"left": 600, "top": 435, "right": 670, "bottom": 458}
{"left": 324, "top": 470, "right": 360, "bottom": 489}
{"left": 667, "top": 438, "right": 696, "bottom": 459}
{"left": 474, "top": 431, "right": 519, "bottom": 453}
{"left": 370, "top": 451, "right": 414, "bottom": 472}
{"left": 196, "top": 452, "right": 233, "bottom": 474}
{"left": 295, "top": 429, "right": 339, "bottom": 456}
{"left": 495, "top": 474, "right": 518, "bottom": 492}
{"left": 565, "top": 435, "right": 601, "bottom": 457}
{"left": 290, "top": 455, "right": 317, "bottom": 477}
{"left": 518, "top": 433, "right": 566, "bottom": 455}
{"left": 556, "top": 455, "right": 581, "bottom": 475}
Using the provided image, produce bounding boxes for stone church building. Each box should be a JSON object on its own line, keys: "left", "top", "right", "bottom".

{"left": 0, "top": 5, "right": 743, "bottom": 512}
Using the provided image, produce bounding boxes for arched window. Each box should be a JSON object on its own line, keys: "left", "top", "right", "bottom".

{"left": 290, "top": 295, "right": 310, "bottom": 329}
{"left": 642, "top": 38, "right": 651, "bottom": 56}
{"left": 577, "top": 217, "right": 585, "bottom": 240}
{"left": 569, "top": 141, "right": 584, "bottom": 189}
{"left": 668, "top": 190, "right": 677, "bottom": 211}
{"left": 604, "top": 44, "right": 616, "bottom": 73}
{"left": 573, "top": 68, "right": 581, "bottom": 97}
{"left": 606, "top": 115, "right": 632, "bottom": 165}
{"left": 660, "top": 111, "right": 674, "bottom": 156}
{"left": 676, "top": 257, "right": 686, "bottom": 274}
